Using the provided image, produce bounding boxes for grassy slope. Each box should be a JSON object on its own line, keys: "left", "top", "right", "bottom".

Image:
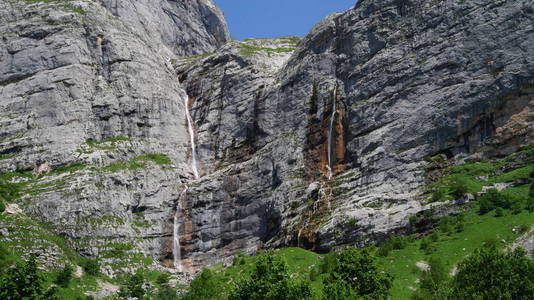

{"left": 382, "top": 209, "right": 533, "bottom": 299}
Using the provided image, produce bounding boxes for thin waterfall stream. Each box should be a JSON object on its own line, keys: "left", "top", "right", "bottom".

{"left": 173, "top": 187, "right": 187, "bottom": 271}
{"left": 326, "top": 86, "right": 337, "bottom": 179}
{"left": 185, "top": 95, "right": 200, "bottom": 180}
{"left": 174, "top": 95, "right": 200, "bottom": 271}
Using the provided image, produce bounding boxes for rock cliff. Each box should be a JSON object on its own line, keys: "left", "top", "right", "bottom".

{"left": 0, "top": 0, "right": 532, "bottom": 275}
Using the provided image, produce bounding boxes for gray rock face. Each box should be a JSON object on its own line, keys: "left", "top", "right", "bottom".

{"left": 0, "top": 0, "right": 228, "bottom": 274}
{"left": 1, "top": 0, "right": 533, "bottom": 275}
{"left": 100, "top": 0, "right": 230, "bottom": 56}
{"left": 176, "top": 0, "right": 534, "bottom": 268}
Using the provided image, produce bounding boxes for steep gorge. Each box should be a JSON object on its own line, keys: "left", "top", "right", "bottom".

{"left": 0, "top": 0, "right": 533, "bottom": 278}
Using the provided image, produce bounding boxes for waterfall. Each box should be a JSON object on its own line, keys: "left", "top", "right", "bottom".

{"left": 184, "top": 96, "right": 200, "bottom": 179}
{"left": 173, "top": 187, "right": 188, "bottom": 271}
{"left": 326, "top": 86, "right": 337, "bottom": 179}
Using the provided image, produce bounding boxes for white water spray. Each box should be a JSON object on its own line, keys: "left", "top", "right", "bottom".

{"left": 173, "top": 187, "right": 188, "bottom": 271}
{"left": 326, "top": 86, "right": 337, "bottom": 179}
{"left": 184, "top": 96, "right": 200, "bottom": 179}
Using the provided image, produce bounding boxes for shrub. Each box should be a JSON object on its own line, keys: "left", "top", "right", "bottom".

{"left": 228, "top": 251, "right": 313, "bottom": 300}
{"left": 156, "top": 273, "right": 170, "bottom": 286}
{"left": 182, "top": 269, "right": 223, "bottom": 300}
{"left": 55, "top": 264, "right": 73, "bottom": 288}
{"left": 118, "top": 272, "right": 146, "bottom": 300}
{"left": 0, "top": 255, "right": 58, "bottom": 300}
{"left": 495, "top": 207, "right": 505, "bottom": 217}
{"left": 412, "top": 257, "right": 449, "bottom": 300}
{"left": 448, "top": 247, "right": 534, "bottom": 299}
{"left": 529, "top": 182, "right": 534, "bottom": 198}
{"left": 424, "top": 243, "right": 437, "bottom": 255}
{"left": 79, "top": 258, "right": 99, "bottom": 276}
{"left": 511, "top": 202, "right": 523, "bottom": 215}
{"left": 478, "top": 197, "right": 495, "bottom": 214}
{"left": 377, "top": 236, "right": 407, "bottom": 257}
{"left": 455, "top": 222, "right": 465, "bottom": 233}
{"left": 482, "top": 238, "right": 499, "bottom": 249}
{"left": 420, "top": 239, "right": 431, "bottom": 251}
{"left": 431, "top": 188, "right": 449, "bottom": 202}
{"left": 156, "top": 286, "right": 179, "bottom": 300}
{"left": 317, "top": 253, "right": 338, "bottom": 275}
{"left": 429, "top": 231, "right": 440, "bottom": 243}
{"left": 448, "top": 174, "right": 471, "bottom": 197}
{"left": 0, "top": 201, "right": 5, "bottom": 213}
{"left": 439, "top": 217, "right": 453, "bottom": 234}
{"left": 526, "top": 195, "right": 534, "bottom": 212}
{"left": 321, "top": 249, "right": 392, "bottom": 300}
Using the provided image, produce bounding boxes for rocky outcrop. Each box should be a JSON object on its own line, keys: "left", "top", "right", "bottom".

{"left": 1, "top": 0, "right": 533, "bottom": 275}
{"left": 0, "top": 0, "right": 228, "bottom": 275}
{"left": 176, "top": 0, "right": 534, "bottom": 268}
{"left": 99, "top": 0, "right": 230, "bottom": 56}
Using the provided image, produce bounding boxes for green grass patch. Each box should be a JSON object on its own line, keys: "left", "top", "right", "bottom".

{"left": 240, "top": 43, "right": 295, "bottom": 56}
{"left": 132, "top": 153, "right": 172, "bottom": 165}
{"left": 97, "top": 153, "right": 172, "bottom": 172}
{"left": 381, "top": 208, "right": 534, "bottom": 299}
{"left": 22, "top": 0, "right": 85, "bottom": 14}
{"left": 0, "top": 153, "right": 15, "bottom": 160}
{"left": 428, "top": 145, "right": 534, "bottom": 202}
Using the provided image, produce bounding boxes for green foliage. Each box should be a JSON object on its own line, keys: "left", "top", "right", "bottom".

{"left": 448, "top": 247, "right": 534, "bottom": 300}
{"left": 431, "top": 187, "right": 450, "bottom": 202}
{"left": 156, "top": 273, "right": 171, "bottom": 285}
{"left": 429, "top": 231, "right": 440, "bottom": 242}
{"left": 47, "top": 163, "right": 86, "bottom": 176}
{"left": 0, "top": 200, "right": 5, "bottom": 213}
{"left": 118, "top": 271, "right": 146, "bottom": 299}
{"left": 0, "top": 255, "right": 57, "bottom": 299}
{"left": 156, "top": 285, "right": 179, "bottom": 300}
{"left": 377, "top": 236, "right": 408, "bottom": 257}
{"left": 478, "top": 196, "right": 496, "bottom": 214}
{"left": 79, "top": 258, "right": 99, "bottom": 276}
{"left": 0, "top": 171, "right": 30, "bottom": 201}
{"left": 98, "top": 153, "right": 172, "bottom": 172}
{"left": 182, "top": 269, "right": 225, "bottom": 300}
{"left": 447, "top": 174, "right": 471, "bottom": 197}
{"left": 411, "top": 257, "right": 449, "bottom": 300}
{"left": 495, "top": 207, "right": 505, "bottom": 217}
{"left": 239, "top": 43, "right": 295, "bottom": 56}
{"left": 229, "top": 251, "right": 313, "bottom": 300}
{"left": 132, "top": 153, "right": 173, "bottom": 165}
{"left": 321, "top": 249, "right": 392, "bottom": 300}
{"left": 55, "top": 264, "right": 73, "bottom": 288}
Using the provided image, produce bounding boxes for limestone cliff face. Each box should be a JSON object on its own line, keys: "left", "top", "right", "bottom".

{"left": 0, "top": 0, "right": 229, "bottom": 275}
{"left": 177, "top": 0, "right": 534, "bottom": 269}
{"left": 0, "top": 0, "right": 533, "bottom": 275}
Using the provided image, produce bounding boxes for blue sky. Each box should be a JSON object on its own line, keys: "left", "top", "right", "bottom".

{"left": 212, "top": 0, "right": 356, "bottom": 40}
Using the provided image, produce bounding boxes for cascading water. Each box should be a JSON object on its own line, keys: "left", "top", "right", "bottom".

{"left": 173, "top": 187, "right": 188, "bottom": 271}
{"left": 174, "top": 95, "right": 201, "bottom": 271}
{"left": 185, "top": 95, "right": 200, "bottom": 179}
{"left": 326, "top": 86, "right": 337, "bottom": 179}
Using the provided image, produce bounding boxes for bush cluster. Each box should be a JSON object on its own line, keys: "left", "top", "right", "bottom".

{"left": 377, "top": 236, "right": 408, "bottom": 257}
{"left": 478, "top": 188, "right": 530, "bottom": 215}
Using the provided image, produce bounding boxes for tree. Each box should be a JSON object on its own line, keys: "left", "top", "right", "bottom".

{"left": 448, "top": 247, "right": 534, "bottom": 300}
{"left": 118, "top": 271, "right": 146, "bottom": 299}
{"left": 321, "top": 249, "right": 392, "bottom": 300}
{"left": 182, "top": 269, "right": 224, "bottom": 300}
{"left": 55, "top": 264, "right": 74, "bottom": 288}
{"left": 229, "top": 251, "right": 313, "bottom": 300}
{"left": 0, "top": 255, "right": 53, "bottom": 300}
